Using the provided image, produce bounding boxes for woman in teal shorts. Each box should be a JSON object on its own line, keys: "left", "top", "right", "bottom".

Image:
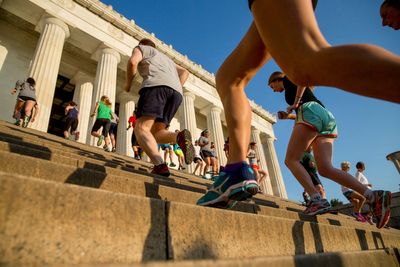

{"left": 268, "top": 71, "right": 391, "bottom": 228}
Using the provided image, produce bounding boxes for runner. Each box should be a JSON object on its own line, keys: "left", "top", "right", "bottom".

{"left": 123, "top": 38, "right": 194, "bottom": 177}
{"left": 90, "top": 95, "right": 112, "bottom": 152}
{"left": 267, "top": 71, "right": 390, "bottom": 227}
{"left": 63, "top": 101, "right": 79, "bottom": 141}
{"left": 11, "top": 77, "right": 37, "bottom": 127}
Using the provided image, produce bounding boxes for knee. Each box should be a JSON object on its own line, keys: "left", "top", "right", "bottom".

{"left": 316, "top": 165, "right": 333, "bottom": 177}
{"left": 284, "top": 154, "right": 298, "bottom": 169}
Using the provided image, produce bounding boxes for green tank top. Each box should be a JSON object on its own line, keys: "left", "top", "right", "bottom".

{"left": 97, "top": 101, "right": 112, "bottom": 120}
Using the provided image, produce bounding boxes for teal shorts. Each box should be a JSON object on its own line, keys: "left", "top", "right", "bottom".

{"left": 296, "top": 101, "right": 338, "bottom": 137}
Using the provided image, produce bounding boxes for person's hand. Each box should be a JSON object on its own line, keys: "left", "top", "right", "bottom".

{"left": 287, "top": 103, "right": 299, "bottom": 114}
{"left": 277, "top": 111, "right": 289, "bottom": 120}
{"left": 10, "top": 88, "right": 17, "bottom": 95}
{"left": 90, "top": 113, "right": 95, "bottom": 117}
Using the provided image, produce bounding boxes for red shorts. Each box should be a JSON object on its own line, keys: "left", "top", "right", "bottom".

{"left": 251, "top": 164, "right": 259, "bottom": 170}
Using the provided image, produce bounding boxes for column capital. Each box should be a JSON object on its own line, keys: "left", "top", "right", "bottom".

{"left": 210, "top": 105, "right": 223, "bottom": 114}
{"left": 92, "top": 44, "right": 121, "bottom": 63}
{"left": 183, "top": 90, "right": 196, "bottom": 100}
{"left": 36, "top": 15, "right": 70, "bottom": 39}
{"left": 251, "top": 127, "right": 261, "bottom": 135}
{"left": 71, "top": 71, "right": 93, "bottom": 85}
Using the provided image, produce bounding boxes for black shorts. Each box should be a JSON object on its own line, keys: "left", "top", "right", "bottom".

{"left": 64, "top": 117, "right": 78, "bottom": 132}
{"left": 18, "top": 96, "right": 36, "bottom": 102}
{"left": 109, "top": 122, "right": 118, "bottom": 135}
{"left": 92, "top": 118, "right": 111, "bottom": 137}
{"left": 308, "top": 171, "right": 322, "bottom": 186}
{"left": 194, "top": 156, "right": 202, "bottom": 163}
{"left": 131, "top": 132, "right": 138, "bottom": 146}
{"left": 201, "top": 150, "right": 215, "bottom": 159}
{"left": 136, "top": 86, "right": 183, "bottom": 126}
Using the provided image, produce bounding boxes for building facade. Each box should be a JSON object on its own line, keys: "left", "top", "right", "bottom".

{"left": 0, "top": 0, "right": 287, "bottom": 198}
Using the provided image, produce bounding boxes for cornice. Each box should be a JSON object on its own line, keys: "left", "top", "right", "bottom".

{"left": 72, "top": 0, "right": 275, "bottom": 124}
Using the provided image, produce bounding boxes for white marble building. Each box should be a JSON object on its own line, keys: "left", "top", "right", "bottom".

{"left": 0, "top": 0, "right": 287, "bottom": 198}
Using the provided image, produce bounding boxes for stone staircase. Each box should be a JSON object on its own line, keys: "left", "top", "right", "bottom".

{"left": 0, "top": 120, "right": 399, "bottom": 267}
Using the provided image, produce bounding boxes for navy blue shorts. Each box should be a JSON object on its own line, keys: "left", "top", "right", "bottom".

{"left": 109, "top": 122, "right": 118, "bottom": 135}
{"left": 136, "top": 86, "right": 182, "bottom": 126}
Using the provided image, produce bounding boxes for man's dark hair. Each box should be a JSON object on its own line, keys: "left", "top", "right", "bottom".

{"left": 381, "top": 0, "right": 400, "bottom": 9}
{"left": 139, "top": 38, "right": 156, "bottom": 48}
{"left": 356, "top": 161, "right": 365, "bottom": 170}
{"left": 26, "top": 77, "right": 36, "bottom": 86}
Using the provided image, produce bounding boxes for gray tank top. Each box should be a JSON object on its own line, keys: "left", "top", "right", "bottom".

{"left": 137, "top": 45, "right": 182, "bottom": 94}
{"left": 15, "top": 80, "right": 37, "bottom": 100}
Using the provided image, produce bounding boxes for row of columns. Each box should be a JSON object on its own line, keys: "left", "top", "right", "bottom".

{"left": 25, "top": 15, "right": 287, "bottom": 198}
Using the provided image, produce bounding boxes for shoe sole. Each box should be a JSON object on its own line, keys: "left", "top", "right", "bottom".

{"left": 377, "top": 191, "right": 392, "bottom": 229}
{"left": 197, "top": 180, "right": 259, "bottom": 208}
{"left": 304, "top": 206, "right": 331, "bottom": 216}
{"left": 179, "top": 129, "right": 195, "bottom": 165}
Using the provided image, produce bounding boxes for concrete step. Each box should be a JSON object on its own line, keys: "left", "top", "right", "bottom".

{"left": 0, "top": 120, "right": 397, "bottom": 229}
{"left": 1, "top": 174, "right": 400, "bottom": 267}
{"left": 1, "top": 148, "right": 390, "bottom": 232}
{"left": 0, "top": 127, "right": 309, "bottom": 212}
{"left": 11, "top": 249, "right": 399, "bottom": 267}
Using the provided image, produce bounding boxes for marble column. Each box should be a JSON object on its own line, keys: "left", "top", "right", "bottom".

{"left": 182, "top": 91, "right": 197, "bottom": 172}
{"left": 88, "top": 46, "right": 120, "bottom": 146}
{"left": 116, "top": 92, "right": 136, "bottom": 157}
{"left": 263, "top": 134, "right": 288, "bottom": 199}
{"left": 71, "top": 72, "right": 93, "bottom": 144}
{"left": 206, "top": 105, "right": 226, "bottom": 166}
{"left": 28, "top": 17, "right": 70, "bottom": 131}
{"left": 251, "top": 128, "right": 273, "bottom": 195}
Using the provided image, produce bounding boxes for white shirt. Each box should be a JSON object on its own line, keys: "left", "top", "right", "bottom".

{"left": 194, "top": 145, "right": 201, "bottom": 158}
{"left": 341, "top": 170, "right": 371, "bottom": 193}
{"left": 355, "top": 171, "right": 371, "bottom": 189}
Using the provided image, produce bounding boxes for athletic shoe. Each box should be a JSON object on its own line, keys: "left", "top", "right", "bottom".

{"left": 22, "top": 116, "right": 30, "bottom": 128}
{"left": 169, "top": 162, "right": 176, "bottom": 167}
{"left": 355, "top": 213, "right": 367, "bottom": 223}
{"left": 74, "top": 131, "right": 80, "bottom": 141}
{"left": 14, "top": 119, "right": 20, "bottom": 126}
{"left": 303, "top": 199, "right": 331, "bottom": 215}
{"left": 97, "top": 135, "right": 104, "bottom": 146}
{"left": 196, "top": 163, "right": 258, "bottom": 208}
{"left": 363, "top": 214, "right": 374, "bottom": 225}
{"left": 176, "top": 129, "right": 195, "bottom": 164}
{"left": 151, "top": 163, "right": 170, "bottom": 177}
{"left": 112, "top": 147, "right": 116, "bottom": 152}
{"left": 370, "top": 190, "right": 391, "bottom": 229}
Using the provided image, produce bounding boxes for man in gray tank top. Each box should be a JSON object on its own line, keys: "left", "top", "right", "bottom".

{"left": 124, "top": 38, "right": 195, "bottom": 177}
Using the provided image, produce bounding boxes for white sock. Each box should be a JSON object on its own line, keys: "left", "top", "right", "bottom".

{"left": 310, "top": 193, "right": 322, "bottom": 202}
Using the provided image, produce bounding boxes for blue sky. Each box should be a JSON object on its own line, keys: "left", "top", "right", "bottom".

{"left": 101, "top": 0, "right": 400, "bottom": 202}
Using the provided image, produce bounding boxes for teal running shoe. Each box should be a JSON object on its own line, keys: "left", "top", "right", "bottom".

{"left": 196, "top": 162, "right": 258, "bottom": 208}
